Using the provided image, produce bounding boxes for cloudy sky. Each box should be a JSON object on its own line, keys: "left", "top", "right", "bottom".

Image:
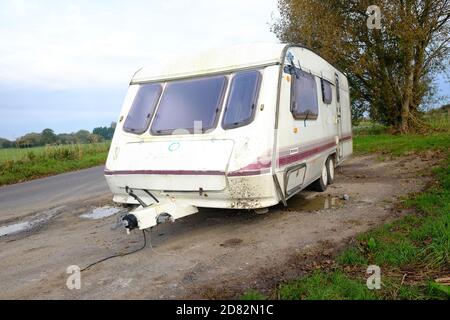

{"left": 0, "top": 0, "right": 279, "bottom": 139}
{"left": 0, "top": 0, "right": 448, "bottom": 140}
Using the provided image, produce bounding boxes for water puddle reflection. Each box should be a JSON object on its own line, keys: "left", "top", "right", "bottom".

{"left": 286, "top": 194, "right": 345, "bottom": 212}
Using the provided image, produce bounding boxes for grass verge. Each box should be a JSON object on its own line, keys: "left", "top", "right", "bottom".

{"left": 0, "top": 143, "right": 110, "bottom": 186}
{"left": 354, "top": 132, "right": 450, "bottom": 156}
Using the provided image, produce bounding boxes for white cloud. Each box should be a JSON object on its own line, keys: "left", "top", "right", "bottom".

{"left": 0, "top": 0, "right": 279, "bottom": 90}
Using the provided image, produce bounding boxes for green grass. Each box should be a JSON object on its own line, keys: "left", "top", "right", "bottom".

{"left": 279, "top": 270, "right": 377, "bottom": 300}
{"left": 242, "top": 132, "right": 450, "bottom": 300}
{"left": 241, "top": 290, "right": 268, "bottom": 300}
{"left": 336, "top": 247, "right": 368, "bottom": 265}
{"left": 0, "top": 143, "right": 110, "bottom": 162}
{"left": 0, "top": 143, "right": 110, "bottom": 186}
{"left": 353, "top": 112, "right": 450, "bottom": 136}
{"left": 354, "top": 132, "right": 450, "bottom": 156}
{"left": 424, "top": 112, "right": 450, "bottom": 132}
{"left": 352, "top": 115, "right": 450, "bottom": 156}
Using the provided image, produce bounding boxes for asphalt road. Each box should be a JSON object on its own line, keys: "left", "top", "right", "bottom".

{"left": 0, "top": 166, "right": 110, "bottom": 222}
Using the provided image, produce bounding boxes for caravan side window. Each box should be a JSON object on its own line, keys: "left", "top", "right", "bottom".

{"left": 123, "top": 83, "right": 162, "bottom": 134}
{"left": 321, "top": 79, "right": 332, "bottom": 104}
{"left": 222, "top": 70, "right": 261, "bottom": 129}
{"left": 291, "top": 69, "right": 319, "bottom": 120}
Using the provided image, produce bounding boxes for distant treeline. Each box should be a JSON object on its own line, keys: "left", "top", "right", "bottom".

{"left": 0, "top": 122, "right": 116, "bottom": 148}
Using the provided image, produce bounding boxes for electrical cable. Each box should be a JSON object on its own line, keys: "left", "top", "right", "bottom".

{"left": 81, "top": 227, "right": 199, "bottom": 273}
{"left": 81, "top": 230, "right": 147, "bottom": 272}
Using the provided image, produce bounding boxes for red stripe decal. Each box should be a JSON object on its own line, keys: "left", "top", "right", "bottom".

{"left": 339, "top": 134, "right": 353, "bottom": 142}
{"left": 277, "top": 141, "right": 336, "bottom": 167}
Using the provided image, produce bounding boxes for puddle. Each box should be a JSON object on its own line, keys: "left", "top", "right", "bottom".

{"left": 0, "top": 222, "right": 31, "bottom": 237}
{"left": 0, "top": 206, "right": 66, "bottom": 237}
{"left": 286, "top": 195, "right": 345, "bottom": 211}
{"left": 80, "top": 206, "right": 121, "bottom": 220}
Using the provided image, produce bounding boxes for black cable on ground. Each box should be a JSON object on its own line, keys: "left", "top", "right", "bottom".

{"left": 81, "top": 230, "right": 147, "bottom": 272}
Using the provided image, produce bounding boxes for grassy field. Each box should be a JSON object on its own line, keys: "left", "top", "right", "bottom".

{"left": 242, "top": 131, "right": 450, "bottom": 300}
{"left": 354, "top": 133, "right": 450, "bottom": 156}
{"left": 353, "top": 113, "right": 450, "bottom": 156}
{"left": 0, "top": 143, "right": 110, "bottom": 186}
{"left": 0, "top": 142, "right": 109, "bottom": 162}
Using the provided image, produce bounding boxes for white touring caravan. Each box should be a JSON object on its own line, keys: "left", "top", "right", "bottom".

{"left": 105, "top": 43, "right": 352, "bottom": 232}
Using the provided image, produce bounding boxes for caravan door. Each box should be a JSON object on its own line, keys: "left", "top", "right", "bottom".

{"left": 335, "top": 73, "right": 344, "bottom": 161}
{"left": 275, "top": 51, "right": 323, "bottom": 198}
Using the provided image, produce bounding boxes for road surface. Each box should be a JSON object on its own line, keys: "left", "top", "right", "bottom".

{"left": 0, "top": 166, "right": 109, "bottom": 223}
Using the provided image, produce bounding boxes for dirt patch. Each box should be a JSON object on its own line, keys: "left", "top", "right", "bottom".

{"left": 220, "top": 238, "right": 244, "bottom": 248}
{"left": 0, "top": 154, "right": 442, "bottom": 299}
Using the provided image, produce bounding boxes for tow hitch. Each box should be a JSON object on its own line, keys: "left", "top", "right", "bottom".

{"left": 120, "top": 187, "right": 198, "bottom": 234}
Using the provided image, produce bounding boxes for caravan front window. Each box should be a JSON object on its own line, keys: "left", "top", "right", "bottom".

{"left": 222, "top": 70, "right": 261, "bottom": 129}
{"left": 123, "top": 83, "right": 162, "bottom": 134}
{"left": 151, "top": 76, "right": 227, "bottom": 134}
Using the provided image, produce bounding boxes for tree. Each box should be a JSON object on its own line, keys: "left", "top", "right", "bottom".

{"left": 56, "top": 133, "right": 77, "bottom": 144}
{"left": 87, "top": 133, "right": 103, "bottom": 143}
{"left": 41, "top": 128, "right": 57, "bottom": 145}
{"left": 16, "top": 133, "right": 43, "bottom": 148}
{"left": 75, "top": 130, "right": 91, "bottom": 144}
{"left": 93, "top": 122, "right": 116, "bottom": 140}
{"left": 0, "top": 138, "right": 13, "bottom": 148}
{"left": 272, "top": 0, "right": 450, "bottom": 132}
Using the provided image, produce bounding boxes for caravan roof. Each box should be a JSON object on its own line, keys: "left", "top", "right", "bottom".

{"left": 131, "top": 43, "right": 347, "bottom": 88}
{"left": 131, "top": 43, "right": 287, "bottom": 84}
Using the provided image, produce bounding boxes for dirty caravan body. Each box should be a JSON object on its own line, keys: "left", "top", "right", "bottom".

{"left": 105, "top": 43, "right": 353, "bottom": 232}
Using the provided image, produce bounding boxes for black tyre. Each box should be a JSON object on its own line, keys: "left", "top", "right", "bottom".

{"left": 311, "top": 161, "right": 328, "bottom": 192}
{"left": 326, "top": 156, "right": 335, "bottom": 185}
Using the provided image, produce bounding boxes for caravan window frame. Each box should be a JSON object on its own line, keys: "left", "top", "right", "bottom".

{"left": 290, "top": 68, "right": 319, "bottom": 120}
{"left": 123, "top": 83, "right": 163, "bottom": 135}
{"left": 149, "top": 75, "right": 228, "bottom": 135}
{"left": 321, "top": 79, "right": 333, "bottom": 104}
{"left": 222, "top": 70, "right": 262, "bottom": 130}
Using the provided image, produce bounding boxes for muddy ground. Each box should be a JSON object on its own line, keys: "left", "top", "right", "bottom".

{"left": 0, "top": 153, "right": 441, "bottom": 299}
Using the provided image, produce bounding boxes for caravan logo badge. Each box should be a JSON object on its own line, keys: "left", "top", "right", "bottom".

{"left": 168, "top": 142, "right": 181, "bottom": 152}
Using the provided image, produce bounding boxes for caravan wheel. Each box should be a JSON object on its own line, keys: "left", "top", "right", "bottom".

{"left": 327, "top": 157, "right": 335, "bottom": 185}
{"left": 312, "top": 161, "right": 328, "bottom": 192}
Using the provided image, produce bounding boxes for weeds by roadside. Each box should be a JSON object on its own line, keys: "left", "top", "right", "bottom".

{"left": 0, "top": 143, "right": 110, "bottom": 186}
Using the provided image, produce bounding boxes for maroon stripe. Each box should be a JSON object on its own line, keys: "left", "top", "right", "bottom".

{"left": 227, "top": 168, "right": 271, "bottom": 177}
{"left": 229, "top": 139, "right": 338, "bottom": 177}
{"left": 104, "top": 169, "right": 224, "bottom": 176}
{"left": 278, "top": 141, "right": 336, "bottom": 167}
{"left": 339, "top": 134, "right": 353, "bottom": 142}
{"left": 227, "top": 160, "right": 272, "bottom": 177}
